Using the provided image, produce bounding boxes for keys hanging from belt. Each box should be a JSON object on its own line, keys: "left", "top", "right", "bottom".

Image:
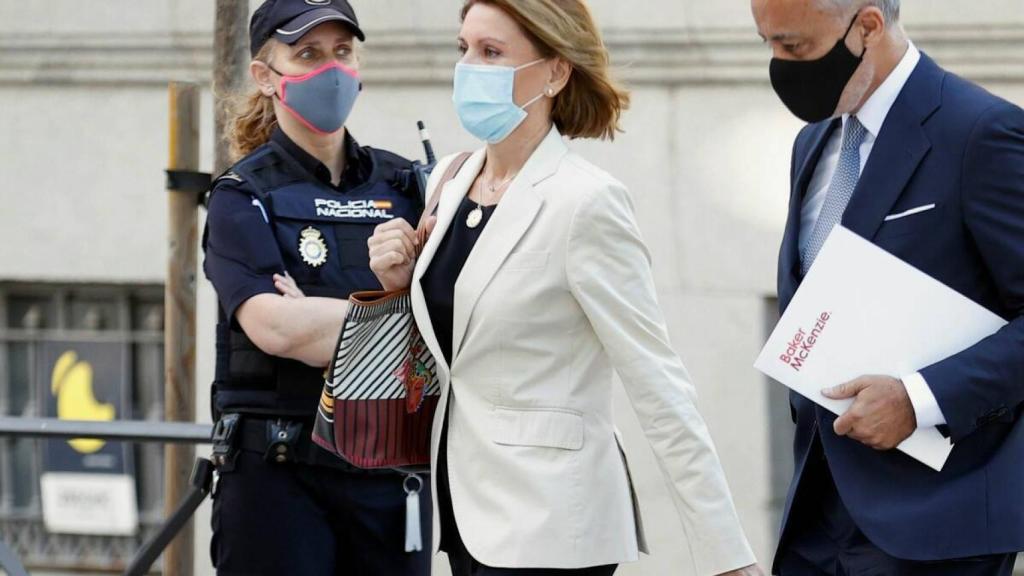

{"left": 404, "top": 473, "right": 424, "bottom": 553}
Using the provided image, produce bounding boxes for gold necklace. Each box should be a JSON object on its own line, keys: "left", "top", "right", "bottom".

{"left": 466, "top": 172, "right": 516, "bottom": 229}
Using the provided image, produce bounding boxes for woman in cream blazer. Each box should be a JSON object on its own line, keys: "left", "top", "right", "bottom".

{"left": 368, "top": 1, "right": 762, "bottom": 575}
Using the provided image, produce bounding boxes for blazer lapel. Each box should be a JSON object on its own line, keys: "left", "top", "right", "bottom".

{"left": 779, "top": 119, "right": 839, "bottom": 311}
{"left": 415, "top": 151, "right": 487, "bottom": 285}
{"left": 410, "top": 150, "right": 486, "bottom": 378}
{"left": 450, "top": 127, "right": 568, "bottom": 362}
{"left": 842, "top": 54, "right": 943, "bottom": 240}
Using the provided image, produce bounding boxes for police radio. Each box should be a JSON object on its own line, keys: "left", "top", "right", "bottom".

{"left": 409, "top": 120, "right": 438, "bottom": 204}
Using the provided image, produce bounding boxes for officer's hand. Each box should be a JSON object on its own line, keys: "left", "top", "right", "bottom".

{"left": 273, "top": 273, "right": 305, "bottom": 299}
{"left": 369, "top": 218, "right": 419, "bottom": 291}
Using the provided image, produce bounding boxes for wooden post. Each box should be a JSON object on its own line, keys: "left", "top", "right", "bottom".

{"left": 164, "top": 81, "right": 200, "bottom": 576}
{"left": 214, "top": 0, "right": 252, "bottom": 175}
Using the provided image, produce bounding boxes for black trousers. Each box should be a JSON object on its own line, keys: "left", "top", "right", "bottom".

{"left": 211, "top": 450, "right": 432, "bottom": 576}
{"left": 438, "top": 419, "right": 617, "bottom": 576}
{"left": 776, "top": 441, "right": 1016, "bottom": 576}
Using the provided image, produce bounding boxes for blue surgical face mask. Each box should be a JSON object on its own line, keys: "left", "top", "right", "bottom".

{"left": 452, "top": 58, "right": 548, "bottom": 144}
{"left": 270, "top": 61, "right": 362, "bottom": 134}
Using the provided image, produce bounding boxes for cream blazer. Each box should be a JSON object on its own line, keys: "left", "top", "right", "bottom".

{"left": 412, "top": 127, "right": 756, "bottom": 573}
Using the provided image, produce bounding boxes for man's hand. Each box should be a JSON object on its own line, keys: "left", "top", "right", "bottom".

{"left": 823, "top": 375, "right": 917, "bottom": 450}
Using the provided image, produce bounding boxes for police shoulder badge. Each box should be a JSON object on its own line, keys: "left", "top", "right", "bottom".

{"left": 298, "top": 227, "right": 328, "bottom": 268}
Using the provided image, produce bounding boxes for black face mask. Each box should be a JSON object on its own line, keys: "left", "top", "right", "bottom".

{"left": 769, "top": 13, "right": 866, "bottom": 123}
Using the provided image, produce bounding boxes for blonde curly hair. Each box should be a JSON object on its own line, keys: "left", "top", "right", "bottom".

{"left": 225, "top": 42, "right": 279, "bottom": 161}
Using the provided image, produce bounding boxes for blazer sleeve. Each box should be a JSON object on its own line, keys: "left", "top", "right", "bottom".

{"left": 566, "top": 179, "right": 756, "bottom": 575}
{"left": 920, "top": 102, "right": 1024, "bottom": 443}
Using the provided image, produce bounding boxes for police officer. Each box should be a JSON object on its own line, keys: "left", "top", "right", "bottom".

{"left": 202, "top": 1, "right": 431, "bottom": 574}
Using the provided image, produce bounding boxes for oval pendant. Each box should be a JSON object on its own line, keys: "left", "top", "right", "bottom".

{"left": 466, "top": 207, "right": 483, "bottom": 229}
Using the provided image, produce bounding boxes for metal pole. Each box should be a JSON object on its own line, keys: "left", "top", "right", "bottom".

{"left": 0, "top": 539, "right": 28, "bottom": 576}
{"left": 125, "top": 459, "right": 215, "bottom": 576}
{"left": 0, "top": 417, "right": 211, "bottom": 444}
{"left": 165, "top": 81, "right": 200, "bottom": 576}
{"left": 214, "top": 0, "right": 252, "bottom": 175}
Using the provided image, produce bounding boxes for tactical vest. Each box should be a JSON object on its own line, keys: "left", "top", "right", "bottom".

{"left": 208, "top": 140, "right": 421, "bottom": 418}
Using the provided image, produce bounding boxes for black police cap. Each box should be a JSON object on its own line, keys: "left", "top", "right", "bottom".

{"left": 250, "top": 0, "right": 366, "bottom": 57}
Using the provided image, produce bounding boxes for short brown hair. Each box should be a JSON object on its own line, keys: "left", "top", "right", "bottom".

{"left": 461, "top": 0, "right": 630, "bottom": 141}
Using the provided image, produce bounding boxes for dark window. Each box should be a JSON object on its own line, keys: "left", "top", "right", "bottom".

{"left": 0, "top": 282, "right": 166, "bottom": 572}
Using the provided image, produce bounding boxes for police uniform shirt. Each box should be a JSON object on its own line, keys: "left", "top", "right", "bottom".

{"left": 204, "top": 128, "right": 379, "bottom": 323}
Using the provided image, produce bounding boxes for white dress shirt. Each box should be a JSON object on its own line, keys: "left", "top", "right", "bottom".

{"left": 801, "top": 42, "right": 947, "bottom": 429}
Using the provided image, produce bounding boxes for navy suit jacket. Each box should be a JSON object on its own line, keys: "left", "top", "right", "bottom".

{"left": 776, "top": 53, "right": 1024, "bottom": 561}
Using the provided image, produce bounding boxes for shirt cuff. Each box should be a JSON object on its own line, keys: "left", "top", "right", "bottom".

{"left": 902, "top": 372, "right": 948, "bottom": 428}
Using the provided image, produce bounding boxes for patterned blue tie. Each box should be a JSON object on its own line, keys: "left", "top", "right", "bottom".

{"left": 800, "top": 117, "right": 868, "bottom": 275}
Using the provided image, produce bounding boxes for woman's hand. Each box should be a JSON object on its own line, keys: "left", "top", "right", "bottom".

{"left": 273, "top": 272, "right": 305, "bottom": 299}
{"left": 717, "top": 564, "right": 765, "bottom": 576}
{"left": 368, "top": 218, "right": 431, "bottom": 291}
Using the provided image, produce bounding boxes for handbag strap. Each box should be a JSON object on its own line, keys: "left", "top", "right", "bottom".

{"left": 417, "top": 152, "right": 473, "bottom": 232}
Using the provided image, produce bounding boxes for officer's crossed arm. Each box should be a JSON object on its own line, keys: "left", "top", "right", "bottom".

{"left": 204, "top": 184, "right": 349, "bottom": 369}
{"left": 235, "top": 294, "right": 348, "bottom": 368}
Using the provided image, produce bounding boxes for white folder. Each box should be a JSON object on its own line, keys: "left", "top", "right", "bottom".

{"left": 755, "top": 226, "right": 1007, "bottom": 471}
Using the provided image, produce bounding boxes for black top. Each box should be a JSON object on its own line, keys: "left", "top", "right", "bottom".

{"left": 420, "top": 196, "right": 497, "bottom": 366}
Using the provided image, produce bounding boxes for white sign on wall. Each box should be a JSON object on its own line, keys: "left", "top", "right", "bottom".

{"left": 40, "top": 473, "right": 138, "bottom": 536}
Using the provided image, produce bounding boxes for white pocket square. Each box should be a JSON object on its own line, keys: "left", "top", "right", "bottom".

{"left": 884, "top": 204, "right": 937, "bottom": 222}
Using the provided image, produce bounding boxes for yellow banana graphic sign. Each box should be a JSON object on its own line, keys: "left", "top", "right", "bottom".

{"left": 51, "top": 351, "right": 116, "bottom": 454}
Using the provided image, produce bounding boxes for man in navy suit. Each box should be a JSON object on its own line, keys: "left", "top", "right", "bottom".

{"left": 751, "top": 0, "right": 1024, "bottom": 574}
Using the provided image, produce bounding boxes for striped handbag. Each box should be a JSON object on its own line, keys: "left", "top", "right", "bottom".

{"left": 312, "top": 290, "right": 441, "bottom": 469}
{"left": 312, "top": 153, "right": 471, "bottom": 469}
